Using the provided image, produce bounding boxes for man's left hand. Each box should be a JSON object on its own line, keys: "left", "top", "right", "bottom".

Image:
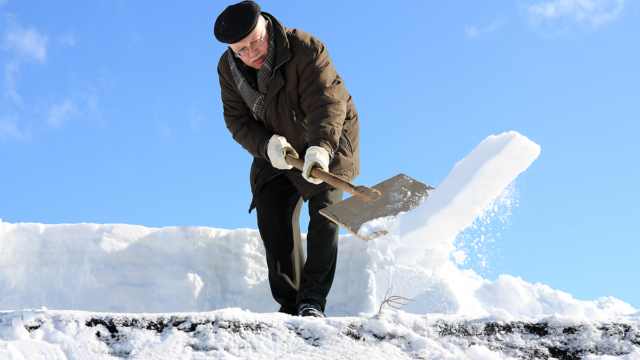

{"left": 302, "top": 146, "right": 330, "bottom": 184}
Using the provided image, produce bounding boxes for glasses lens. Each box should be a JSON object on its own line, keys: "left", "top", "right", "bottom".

{"left": 251, "top": 38, "right": 263, "bottom": 49}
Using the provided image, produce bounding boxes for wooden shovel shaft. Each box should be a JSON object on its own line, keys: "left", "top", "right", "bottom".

{"left": 285, "top": 154, "right": 380, "bottom": 201}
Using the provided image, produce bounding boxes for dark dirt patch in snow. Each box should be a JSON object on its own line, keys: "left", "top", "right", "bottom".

{"left": 435, "top": 320, "right": 640, "bottom": 360}
{"left": 4, "top": 311, "right": 638, "bottom": 359}
{"left": 76, "top": 314, "right": 640, "bottom": 359}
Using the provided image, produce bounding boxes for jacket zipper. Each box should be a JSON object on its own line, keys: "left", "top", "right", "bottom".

{"left": 292, "top": 110, "right": 297, "bottom": 121}
{"left": 265, "top": 13, "right": 292, "bottom": 83}
{"left": 269, "top": 55, "right": 291, "bottom": 82}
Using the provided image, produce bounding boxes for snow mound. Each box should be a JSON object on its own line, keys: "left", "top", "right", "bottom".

{"left": 1, "top": 131, "right": 637, "bottom": 320}
{"left": 1, "top": 220, "right": 637, "bottom": 319}
{"left": 0, "top": 224, "right": 272, "bottom": 313}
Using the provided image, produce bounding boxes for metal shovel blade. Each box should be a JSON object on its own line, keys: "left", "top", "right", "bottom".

{"left": 319, "top": 174, "right": 435, "bottom": 241}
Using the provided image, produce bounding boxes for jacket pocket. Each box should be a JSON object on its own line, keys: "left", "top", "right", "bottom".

{"left": 340, "top": 131, "right": 354, "bottom": 155}
{"left": 292, "top": 105, "right": 306, "bottom": 122}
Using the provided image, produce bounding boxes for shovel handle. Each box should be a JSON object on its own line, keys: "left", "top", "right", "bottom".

{"left": 286, "top": 154, "right": 380, "bottom": 201}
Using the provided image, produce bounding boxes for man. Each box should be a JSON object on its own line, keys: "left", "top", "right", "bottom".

{"left": 214, "top": 1, "right": 359, "bottom": 318}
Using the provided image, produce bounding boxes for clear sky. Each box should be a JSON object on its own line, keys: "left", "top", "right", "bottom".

{"left": 1, "top": 1, "right": 638, "bottom": 308}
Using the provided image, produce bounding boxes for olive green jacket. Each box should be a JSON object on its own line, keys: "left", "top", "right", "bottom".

{"left": 217, "top": 13, "right": 359, "bottom": 212}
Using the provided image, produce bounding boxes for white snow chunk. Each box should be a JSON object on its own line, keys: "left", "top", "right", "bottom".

{"left": 395, "top": 131, "right": 540, "bottom": 267}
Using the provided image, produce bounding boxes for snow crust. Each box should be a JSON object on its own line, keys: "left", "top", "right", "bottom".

{"left": 1, "top": 309, "right": 638, "bottom": 359}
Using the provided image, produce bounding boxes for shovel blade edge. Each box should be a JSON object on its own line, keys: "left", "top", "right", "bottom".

{"left": 319, "top": 174, "right": 434, "bottom": 241}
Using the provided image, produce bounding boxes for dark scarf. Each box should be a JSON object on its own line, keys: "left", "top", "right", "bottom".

{"left": 227, "top": 16, "right": 276, "bottom": 121}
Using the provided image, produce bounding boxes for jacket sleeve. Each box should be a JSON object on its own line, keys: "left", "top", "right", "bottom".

{"left": 298, "top": 39, "right": 348, "bottom": 158}
{"left": 218, "top": 63, "right": 272, "bottom": 159}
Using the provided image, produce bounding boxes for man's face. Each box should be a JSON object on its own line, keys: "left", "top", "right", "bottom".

{"left": 228, "top": 18, "right": 269, "bottom": 70}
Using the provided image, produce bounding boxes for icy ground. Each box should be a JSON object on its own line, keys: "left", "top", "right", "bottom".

{"left": 1, "top": 132, "right": 638, "bottom": 359}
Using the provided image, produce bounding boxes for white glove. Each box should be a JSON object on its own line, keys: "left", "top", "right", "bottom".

{"left": 267, "top": 135, "right": 298, "bottom": 170}
{"left": 302, "top": 146, "right": 330, "bottom": 184}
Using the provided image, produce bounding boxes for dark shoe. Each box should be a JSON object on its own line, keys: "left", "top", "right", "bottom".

{"left": 297, "top": 300, "right": 325, "bottom": 318}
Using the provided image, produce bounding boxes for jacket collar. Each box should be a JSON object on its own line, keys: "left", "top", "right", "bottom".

{"left": 262, "top": 12, "right": 291, "bottom": 72}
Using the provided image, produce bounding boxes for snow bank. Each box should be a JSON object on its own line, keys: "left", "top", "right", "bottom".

{"left": 1, "top": 221, "right": 635, "bottom": 319}
{"left": 0, "top": 131, "right": 636, "bottom": 321}
{"left": 0, "top": 224, "right": 273, "bottom": 313}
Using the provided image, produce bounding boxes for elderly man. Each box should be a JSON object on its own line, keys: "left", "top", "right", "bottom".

{"left": 214, "top": 1, "right": 359, "bottom": 318}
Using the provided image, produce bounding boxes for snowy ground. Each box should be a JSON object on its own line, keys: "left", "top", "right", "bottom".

{"left": 1, "top": 132, "right": 638, "bottom": 359}
{"left": 2, "top": 309, "right": 639, "bottom": 359}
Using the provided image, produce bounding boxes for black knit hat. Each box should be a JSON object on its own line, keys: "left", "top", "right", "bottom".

{"left": 214, "top": 1, "right": 262, "bottom": 44}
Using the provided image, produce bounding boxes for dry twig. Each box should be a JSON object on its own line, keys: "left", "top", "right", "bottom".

{"left": 377, "top": 288, "right": 413, "bottom": 318}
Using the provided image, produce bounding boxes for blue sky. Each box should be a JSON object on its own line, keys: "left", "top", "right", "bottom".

{"left": 1, "top": 1, "right": 638, "bottom": 308}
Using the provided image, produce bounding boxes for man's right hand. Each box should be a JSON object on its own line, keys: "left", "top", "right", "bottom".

{"left": 266, "top": 135, "right": 299, "bottom": 170}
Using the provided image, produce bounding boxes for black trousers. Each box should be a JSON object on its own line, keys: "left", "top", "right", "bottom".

{"left": 255, "top": 174, "right": 343, "bottom": 315}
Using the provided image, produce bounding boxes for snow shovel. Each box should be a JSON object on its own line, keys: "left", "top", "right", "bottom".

{"left": 286, "top": 155, "right": 435, "bottom": 240}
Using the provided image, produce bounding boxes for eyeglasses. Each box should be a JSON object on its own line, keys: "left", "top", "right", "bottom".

{"left": 234, "top": 20, "right": 268, "bottom": 58}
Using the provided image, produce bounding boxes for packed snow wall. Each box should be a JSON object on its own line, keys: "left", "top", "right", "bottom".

{"left": 1, "top": 132, "right": 637, "bottom": 318}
